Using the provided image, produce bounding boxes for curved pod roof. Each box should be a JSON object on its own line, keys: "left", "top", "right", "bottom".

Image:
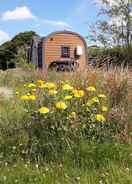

{"left": 42, "top": 30, "right": 87, "bottom": 50}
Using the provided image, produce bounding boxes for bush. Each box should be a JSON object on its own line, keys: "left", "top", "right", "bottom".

{"left": 0, "top": 79, "right": 124, "bottom": 163}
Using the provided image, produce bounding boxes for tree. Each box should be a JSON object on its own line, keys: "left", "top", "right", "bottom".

{"left": 88, "top": 0, "right": 132, "bottom": 47}
{"left": 0, "top": 31, "right": 36, "bottom": 70}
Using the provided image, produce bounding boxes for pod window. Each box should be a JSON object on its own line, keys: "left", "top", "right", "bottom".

{"left": 61, "top": 46, "right": 70, "bottom": 58}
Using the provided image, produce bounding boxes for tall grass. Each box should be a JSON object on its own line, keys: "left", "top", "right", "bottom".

{"left": 0, "top": 67, "right": 131, "bottom": 183}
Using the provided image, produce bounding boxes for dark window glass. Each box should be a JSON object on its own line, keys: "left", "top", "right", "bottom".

{"left": 61, "top": 46, "right": 70, "bottom": 58}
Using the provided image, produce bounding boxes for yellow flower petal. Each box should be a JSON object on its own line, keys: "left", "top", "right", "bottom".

{"left": 73, "top": 90, "right": 85, "bottom": 98}
{"left": 86, "top": 86, "right": 96, "bottom": 92}
{"left": 28, "top": 95, "right": 37, "bottom": 101}
{"left": 37, "top": 80, "right": 46, "bottom": 88}
{"left": 64, "top": 95, "right": 73, "bottom": 100}
{"left": 62, "top": 84, "right": 73, "bottom": 91}
{"left": 20, "top": 95, "right": 29, "bottom": 101}
{"left": 39, "top": 107, "right": 50, "bottom": 114}
{"left": 69, "top": 112, "right": 76, "bottom": 119}
{"left": 28, "top": 83, "right": 36, "bottom": 88}
{"left": 98, "top": 94, "right": 107, "bottom": 99}
{"left": 95, "top": 114, "right": 106, "bottom": 122}
{"left": 101, "top": 106, "right": 108, "bottom": 112}
{"left": 32, "top": 88, "right": 37, "bottom": 92}
{"left": 48, "top": 90, "right": 58, "bottom": 96}
{"left": 91, "top": 97, "right": 100, "bottom": 103}
{"left": 15, "top": 91, "right": 19, "bottom": 95}
{"left": 56, "top": 101, "right": 67, "bottom": 110}
{"left": 45, "top": 82, "right": 56, "bottom": 90}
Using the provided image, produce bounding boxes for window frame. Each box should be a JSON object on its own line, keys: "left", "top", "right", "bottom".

{"left": 61, "top": 46, "right": 70, "bottom": 58}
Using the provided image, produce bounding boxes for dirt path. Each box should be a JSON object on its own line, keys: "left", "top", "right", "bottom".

{"left": 0, "top": 87, "right": 13, "bottom": 99}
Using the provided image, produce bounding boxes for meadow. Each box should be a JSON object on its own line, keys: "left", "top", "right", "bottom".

{"left": 0, "top": 67, "right": 132, "bottom": 184}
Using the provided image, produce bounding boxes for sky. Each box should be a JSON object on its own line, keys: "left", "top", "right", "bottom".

{"left": 0, "top": 0, "right": 101, "bottom": 45}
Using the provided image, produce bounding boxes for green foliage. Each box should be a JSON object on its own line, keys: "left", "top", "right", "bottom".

{"left": 0, "top": 69, "right": 131, "bottom": 183}
{"left": 88, "top": 45, "right": 132, "bottom": 65}
{"left": 0, "top": 31, "right": 36, "bottom": 70}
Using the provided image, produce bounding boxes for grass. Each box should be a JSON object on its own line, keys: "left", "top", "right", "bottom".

{"left": 0, "top": 67, "right": 132, "bottom": 183}
{"left": 0, "top": 161, "right": 132, "bottom": 184}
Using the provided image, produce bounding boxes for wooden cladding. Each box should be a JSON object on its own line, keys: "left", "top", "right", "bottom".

{"left": 43, "top": 32, "right": 87, "bottom": 67}
{"left": 29, "top": 31, "right": 87, "bottom": 69}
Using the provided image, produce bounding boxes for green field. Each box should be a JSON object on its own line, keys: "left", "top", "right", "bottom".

{"left": 0, "top": 68, "right": 132, "bottom": 184}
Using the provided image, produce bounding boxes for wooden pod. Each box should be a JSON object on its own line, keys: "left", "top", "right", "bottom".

{"left": 30, "top": 31, "right": 87, "bottom": 71}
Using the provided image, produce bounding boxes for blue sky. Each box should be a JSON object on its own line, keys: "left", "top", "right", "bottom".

{"left": 0, "top": 0, "right": 101, "bottom": 45}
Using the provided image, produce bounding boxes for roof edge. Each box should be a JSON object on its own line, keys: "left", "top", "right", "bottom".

{"left": 41, "top": 30, "right": 87, "bottom": 49}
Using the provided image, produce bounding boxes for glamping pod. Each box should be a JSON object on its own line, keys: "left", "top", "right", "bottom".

{"left": 29, "top": 31, "right": 87, "bottom": 71}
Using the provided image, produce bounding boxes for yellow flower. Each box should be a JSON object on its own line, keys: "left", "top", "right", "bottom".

{"left": 69, "top": 112, "right": 76, "bottom": 119}
{"left": 98, "top": 94, "right": 107, "bottom": 99}
{"left": 37, "top": 80, "right": 45, "bottom": 85}
{"left": 46, "top": 82, "right": 56, "bottom": 90}
{"left": 91, "top": 97, "right": 100, "bottom": 103}
{"left": 38, "top": 84, "right": 47, "bottom": 89}
{"left": 73, "top": 90, "right": 85, "bottom": 98}
{"left": 28, "top": 95, "right": 37, "bottom": 101}
{"left": 95, "top": 114, "right": 106, "bottom": 122}
{"left": 32, "top": 88, "right": 37, "bottom": 92}
{"left": 87, "top": 97, "right": 100, "bottom": 106}
{"left": 39, "top": 107, "right": 50, "bottom": 114}
{"left": 86, "top": 100, "right": 93, "bottom": 107}
{"left": 20, "top": 95, "right": 29, "bottom": 101}
{"left": 56, "top": 101, "right": 67, "bottom": 110}
{"left": 15, "top": 91, "right": 19, "bottom": 95}
{"left": 64, "top": 95, "right": 73, "bottom": 100}
{"left": 62, "top": 84, "right": 73, "bottom": 91}
{"left": 27, "top": 93, "right": 31, "bottom": 96}
{"left": 48, "top": 90, "right": 58, "bottom": 96}
{"left": 101, "top": 106, "right": 108, "bottom": 112}
{"left": 28, "top": 83, "right": 36, "bottom": 88}
{"left": 86, "top": 86, "right": 96, "bottom": 92}
{"left": 37, "top": 80, "right": 46, "bottom": 88}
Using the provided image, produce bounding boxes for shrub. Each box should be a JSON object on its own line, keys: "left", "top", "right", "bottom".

{"left": 1, "top": 79, "right": 121, "bottom": 162}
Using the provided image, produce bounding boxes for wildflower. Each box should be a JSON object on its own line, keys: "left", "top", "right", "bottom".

{"left": 86, "top": 86, "right": 96, "bottom": 92}
{"left": 27, "top": 83, "right": 36, "bottom": 88}
{"left": 38, "top": 83, "right": 47, "bottom": 89}
{"left": 15, "top": 91, "right": 19, "bottom": 95}
{"left": 91, "top": 97, "right": 100, "bottom": 103}
{"left": 37, "top": 80, "right": 45, "bottom": 85}
{"left": 38, "top": 107, "right": 50, "bottom": 114}
{"left": 20, "top": 95, "right": 29, "bottom": 101}
{"left": 56, "top": 101, "right": 67, "bottom": 110}
{"left": 98, "top": 94, "right": 107, "bottom": 99}
{"left": 69, "top": 112, "right": 76, "bottom": 119}
{"left": 86, "top": 100, "right": 93, "bottom": 106}
{"left": 28, "top": 95, "right": 37, "bottom": 101}
{"left": 37, "top": 80, "right": 46, "bottom": 88}
{"left": 62, "top": 84, "right": 73, "bottom": 91}
{"left": 32, "top": 88, "right": 36, "bottom": 92}
{"left": 95, "top": 114, "right": 106, "bottom": 122}
{"left": 73, "top": 90, "right": 85, "bottom": 98}
{"left": 87, "top": 97, "right": 99, "bottom": 106}
{"left": 64, "top": 95, "right": 73, "bottom": 100}
{"left": 101, "top": 106, "right": 108, "bottom": 112}
{"left": 46, "top": 82, "right": 56, "bottom": 90}
{"left": 48, "top": 90, "right": 58, "bottom": 96}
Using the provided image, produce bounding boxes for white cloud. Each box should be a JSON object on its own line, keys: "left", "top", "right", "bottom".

{"left": 1, "top": 6, "right": 36, "bottom": 21}
{"left": 0, "top": 30, "right": 10, "bottom": 44}
{"left": 43, "top": 20, "right": 71, "bottom": 29}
